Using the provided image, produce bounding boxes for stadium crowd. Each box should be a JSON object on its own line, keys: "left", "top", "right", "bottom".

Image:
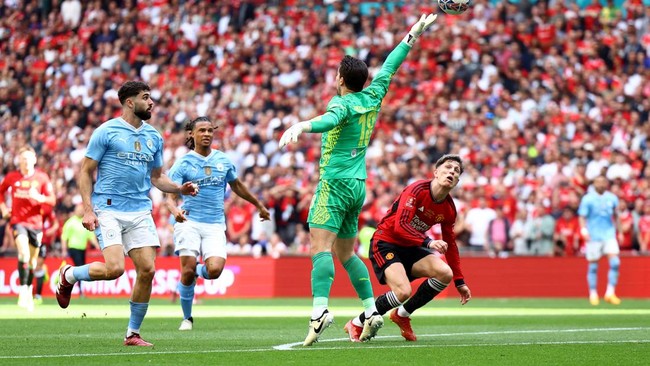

{"left": 1, "top": 0, "right": 649, "bottom": 259}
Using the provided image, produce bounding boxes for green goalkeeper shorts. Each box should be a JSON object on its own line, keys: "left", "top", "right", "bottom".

{"left": 307, "top": 178, "right": 366, "bottom": 238}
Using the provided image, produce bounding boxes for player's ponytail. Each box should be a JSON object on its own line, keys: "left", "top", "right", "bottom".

{"left": 184, "top": 119, "right": 195, "bottom": 150}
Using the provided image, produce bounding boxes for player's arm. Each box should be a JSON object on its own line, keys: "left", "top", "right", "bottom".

{"left": 441, "top": 216, "right": 471, "bottom": 305}
{"left": 577, "top": 197, "right": 590, "bottom": 241}
{"left": 228, "top": 178, "right": 271, "bottom": 221}
{"left": 278, "top": 104, "right": 347, "bottom": 148}
{"left": 34, "top": 181, "right": 56, "bottom": 206}
{"left": 164, "top": 191, "right": 187, "bottom": 223}
{"left": 151, "top": 167, "right": 198, "bottom": 196}
{"left": 578, "top": 215, "right": 589, "bottom": 242}
{"left": 0, "top": 175, "right": 12, "bottom": 218}
{"left": 612, "top": 197, "right": 622, "bottom": 236}
{"left": 367, "top": 13, "right": 438, "bottom": 97}
{"left": 78, "top": 157, "right": 100, "bottom": 231}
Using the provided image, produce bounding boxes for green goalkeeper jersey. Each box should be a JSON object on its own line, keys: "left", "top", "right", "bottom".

{"left": 310, "top": 42, "right": 412, "bottom": 180}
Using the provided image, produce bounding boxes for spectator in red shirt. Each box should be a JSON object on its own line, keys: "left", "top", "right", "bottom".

{"left": 553, "top": 207, "right": 582, "bottom": 257}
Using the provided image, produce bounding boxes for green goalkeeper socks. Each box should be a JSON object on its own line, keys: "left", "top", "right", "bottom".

{"left": 311, "top": 252, "right": 335, "bottom": 312}
{"left": 343, "top": 255, "right": 376, "bottom": 313}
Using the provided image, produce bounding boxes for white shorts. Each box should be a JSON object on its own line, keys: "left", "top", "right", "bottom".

{"left": 95, "top": 210, "right": 160, "bottom": 254}
{"left": 585, "top": 238, "right": 619, "bottom": 261}
{"left": 173, "top": 220, "right": 227, "bottom": 261}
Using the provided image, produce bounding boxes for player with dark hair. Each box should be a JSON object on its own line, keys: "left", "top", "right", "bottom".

{"left": 278, "top": 14, "right": 439, "bottom": 345}
{"left": 56, "top": 80, "right": 198, "bottom": 346}
{"left": 345, "top": 154, "right": 472, "bottom": 342}
{"left": 165, "top": 116, "right": 270, "bottom": 331}
{"left": 0, "top": 146, "right": 56, "bottom": 311}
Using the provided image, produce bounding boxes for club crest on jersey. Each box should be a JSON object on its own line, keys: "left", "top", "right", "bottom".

{"left": 351, "top": 149, "right": 357, "bottom": 157}
{"left": 146, "top": 139, "right": 153, "bottom": 149}
{"left": 216, "top": 163, "right": 224, "bottom": 172}
{"left": 204, "top": 166, "right": 212, "bottom": 176}
{"left": 386, "top": 252, "right": 394, "bottom": 260}
{"left": 405, "top": 197, "right": 415, "bottom": 208}
{"left": 435, "top": 214, "right": 445, "bottom": 223}
{"left": 134, "top": 141, "right": 142, "bottom": 152}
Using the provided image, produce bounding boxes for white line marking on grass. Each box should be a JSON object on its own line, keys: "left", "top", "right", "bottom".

{"left": 275, "top": 339, "right": 650, "bottom": 351}
{"left": 273, "top": 327, "right": 650, "bottom": 350}
{"left": 1, "top": 339, "right": 648, "bottom": 359}
{"left": 2, "top": 327, "right": 646, "bottom": 359}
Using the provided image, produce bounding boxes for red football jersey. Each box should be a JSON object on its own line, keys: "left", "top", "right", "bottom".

{"left": 0, "top": 170, "right": 54, "bottom": 230}
{"left": 373, "top": 180, "right": 464, "bottom": 282}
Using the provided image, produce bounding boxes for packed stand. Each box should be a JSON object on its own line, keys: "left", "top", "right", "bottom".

{"left": 0, "top": 0, "right": 649, "bottom": 259}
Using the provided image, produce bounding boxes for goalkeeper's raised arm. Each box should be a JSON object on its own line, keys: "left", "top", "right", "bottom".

{"left": 278, "top": 13, "right": 438, "bottom": 149}
{"left": 368, "top": 13, "right": 438, "bottom": 99}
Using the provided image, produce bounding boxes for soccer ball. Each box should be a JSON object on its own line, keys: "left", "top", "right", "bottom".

{"left": 437, "top": 0, "right": 471, "bottom": 15}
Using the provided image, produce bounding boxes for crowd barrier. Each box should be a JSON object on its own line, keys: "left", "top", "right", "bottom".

{"left": 0, "top": 256, "right": 647, "bottom": 298}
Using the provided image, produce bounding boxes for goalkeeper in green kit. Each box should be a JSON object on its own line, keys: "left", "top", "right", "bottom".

{"left": 279, "top": 13, "right": 438, "bottom": 346}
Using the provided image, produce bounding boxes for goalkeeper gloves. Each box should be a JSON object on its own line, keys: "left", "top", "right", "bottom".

{"left": 278, "top": 121, "right": 311, "bottom": 148}
{"left": 402, "top": 13, "right": 438, "bottom": 47}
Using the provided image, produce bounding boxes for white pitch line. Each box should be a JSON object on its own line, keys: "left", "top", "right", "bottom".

{"left": 273, "top": 327, "right": 650, "bottom": 350}
{"left": 0, "top": 327, "right": 648, "bottom": 359}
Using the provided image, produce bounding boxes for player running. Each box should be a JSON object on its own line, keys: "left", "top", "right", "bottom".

{"left": 165, "top": 116, "right": 270, "bottom": 331}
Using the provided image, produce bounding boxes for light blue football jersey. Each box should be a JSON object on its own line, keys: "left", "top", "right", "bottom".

{"left": 85, "top": 117, "right": 164, "bottom": 212}
{"left": 168, "top": 149, "right": 237, "bottom": 224}
{"left": 578, "top": 190, "right": 619, "bottom": 242}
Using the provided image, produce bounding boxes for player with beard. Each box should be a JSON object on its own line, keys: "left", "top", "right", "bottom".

{"left": 55, "top": 81, "right": 198, "bottom": 346}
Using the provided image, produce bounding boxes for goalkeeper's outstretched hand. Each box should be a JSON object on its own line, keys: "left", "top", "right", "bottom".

{"left": 403, "top": 13, "right": 437, "bottom": 46}
{"left": 278, "top": 121, "right": 310, "bottom": 148}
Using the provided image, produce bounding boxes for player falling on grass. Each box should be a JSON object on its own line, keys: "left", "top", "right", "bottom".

{"left": 278, "top": 13, "right": 439, "bottom": 346}
{"left": 165, "top": 116, "right": 270, "bottom": 331}
{"left": 578, "top": 175, "right": 622, "bottom": 306}
{"left": 0, "top": 146, "right": 56, "bottom": 311}
{"left": 56, "top": 81, "right": 198, "bottom": 347}
{"left": 344, "top": 154, "right": 472, "bottom": 342}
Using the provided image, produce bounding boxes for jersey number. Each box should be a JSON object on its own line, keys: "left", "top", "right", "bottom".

{"left": 358, "top": 111, "right": 377, "bottom": 147}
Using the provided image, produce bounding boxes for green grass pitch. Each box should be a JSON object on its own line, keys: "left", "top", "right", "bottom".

{"left": 0, "top": 297, "right": 648, "bottom": 365}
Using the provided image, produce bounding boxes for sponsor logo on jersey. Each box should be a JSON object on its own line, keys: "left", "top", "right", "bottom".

{"left": 351, "top": 149, "right": 357, "bottom": 157}
{"left": 418, "top": 206, "right": 424, "bottom": 212}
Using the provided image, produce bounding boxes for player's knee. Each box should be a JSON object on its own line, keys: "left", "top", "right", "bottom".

{"left": 436, "top": 264, "right": 453, "bottom": 284}
{"left": 105, "top": 265, "right": 125, "bottom": 280}
{"left": 181, "top": 267, "right": 196, "bottom": 282}
{"left": 206, "top": 266, "right": 223, "bottom": 280}
{"left": 136, "top": 265, "right": 156, "bottom": 282}
{"left": 393, "top": 284, "right": 413, "bottom": 303}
